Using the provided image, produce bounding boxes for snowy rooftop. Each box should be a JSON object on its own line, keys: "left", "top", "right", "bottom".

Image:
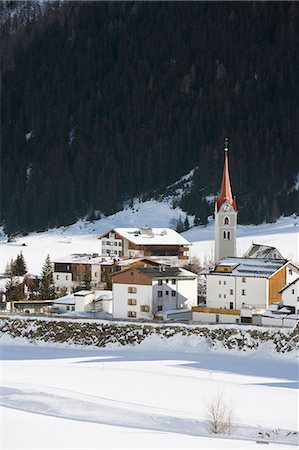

{"left": 212, "top": 257, "right": 288, "bottom": 278}
{"left": 53, "top": 294, "right": 75, "bottom": 305}
{"left": 53, "top": 253, "right": 102, "bottom": 265}
{"left": 115, "top": 266, "right": 197, "bottom": 280}
{"left": 102, "top": 227, "right": 191, "bottom": 246}
{"left": 244, "top": 243, "right": 284, "bottom": 259}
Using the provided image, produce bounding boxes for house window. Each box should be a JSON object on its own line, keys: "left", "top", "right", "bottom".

{"left": 223, "top": 281, "right": 226, "bottom": 285}
{"left": 224, "top": 294, "right": 226, "bottom": 298}
{"left": 219, "top": 280, "right": 221, "bottom": 285}
{"left": 165, "top": 290, "right": 169, "bottom": 296}
{"left": 127, "top": 311, "right": 136, "bottom": 318}
{"left": 230, "top": 302, "right": 233, "bottom": 309}
{"left": 94, "top": 272, "right": 97, "bottom": 277}
{"left": 140, "top": 305, "right": 149, "bottom": 312}
{"left": 128, "top": 299, "right": 137, "bottom": 305}
{"left": 289, "top": 269, "right": 293, "bottom": 275}
{"left": 157, "top": 306, "right": 163, "bottom": 311}
{"left": 71, "top": 306, "right": 75, "bottom": 311}
{"left": 224, "top": 217, "right": 230, "bottom": 225}
{"left": 114, "top": 242, "right": 117, "bottom": 246}
{"left": 292, "top": 289, "right": 295, "bottom": 294}
{"left": 106, "top": 241, "right": 110, "bottom": 246}
{"left": 66, "top": 306, "right": 70, "bottom": 311}
{"left": 66, "top": 275, "right": 69, "bottom": 281}
{"left": 128, "top": 287, "right": 137, "bottom": 293}
{"left": 171, "top": 279, "right": 176, "bottom": 285}
{"left": 165, "top": 279, "right": 169, "bottom": 283}
{"left": 171, "top": 291, "right": 176, "bottom": 297}
{"left": 118, "top": 242, "right": 122, "bottom": 246}
{"left": 158, "top": 280, "right": 162, "bottom": 285}
{"left": 227, "top": 231, "right": 231, "bottom": 240}
{"left": 114, "top": 250, "right": 117, "bottom": 255}
{"left": 219, "top": 294, "right": 221, "bottom": 298}
{"left": 158, "top": 291, "right": 162, "bottom": 297}
{"left": 242, "top": 277, "right": 246, "bottom": 283}
{"left": 56, "top": 275, "right": 59, "bottom": 280}
{"left": 242, "top": 289, "right": 246, "bottom": 296}
{"left": 102, "top": 249, "right": 106, "bottom": 254}
{"left": 223, "top": 231, "right": 227, "bottom": 239}
{"left": 230, "top": 289, "right": 233, "bottom": 295}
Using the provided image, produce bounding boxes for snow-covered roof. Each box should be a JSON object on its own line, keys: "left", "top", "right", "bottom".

{"left": 53, "top": 294, "right": 75, "bottom": 305}
{"left": 94, "top": 290, "right": 112, "bottom": 301}
{"left": 244, "top": 243, "right": 284, "bottom": 259}
{"left": 74, "top": 290, "right": 93, "bottom": 296}
{"left": 114, "top": 266, "right": 197, "bottom": 280}
{"left": 100, "top": 228, "right": 191, "bottom": 246}
{"left": 279, "top": 277, "right": 299, "bottom": 293}
{"left": 54, "top": 253, "right": 102, "bottom": 265}
{"left": 211, "top": 257, "right": 288, "bottom": 278}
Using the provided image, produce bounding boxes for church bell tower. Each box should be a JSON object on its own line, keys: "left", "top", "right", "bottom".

{"left": 214, "top": 138, "right": 237, "bottom": 262}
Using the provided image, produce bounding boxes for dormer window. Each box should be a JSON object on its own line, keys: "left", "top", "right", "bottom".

{"left": 224, "top": 217, "right": 230, "bottom": 225}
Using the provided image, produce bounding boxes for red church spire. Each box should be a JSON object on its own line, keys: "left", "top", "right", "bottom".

{"left": 216, "top": 138, "right": 237, "bottom": 212}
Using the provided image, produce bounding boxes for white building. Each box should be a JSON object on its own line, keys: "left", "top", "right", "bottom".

{"left": 52, "top": 290, "right": 112, "bottom": 315}
{"left": 214, "top": 138, "right": 237, "bottom": 262}
{"left": 53, "top": 254, "right": 102, "bottom": 293}
{"left": 280, "top": 277, "right": 299, "bottom": 314}
{"left": 112, "top": 266, "right": 197, "bottom": 320}
{"left": 99, "top": 227, "right": 191, "bottom": 264}
{"left": 205, "top": 257, "right": 299, "bottom": 311}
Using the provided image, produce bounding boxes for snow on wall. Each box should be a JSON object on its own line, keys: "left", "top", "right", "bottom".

{"left": 0, "top": 315, "right": 297, "bottom": 354}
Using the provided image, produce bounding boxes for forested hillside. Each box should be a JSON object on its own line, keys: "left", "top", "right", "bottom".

{"left": 1, "top": 1, "right": 298, "bottom": 234}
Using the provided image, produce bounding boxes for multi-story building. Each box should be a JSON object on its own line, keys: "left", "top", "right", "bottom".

{"left": 99, "top": 227, "right": 191, "bottom": 263}
{"left": 53, "top": 253, "right": 102, "bottom": 293}
{"left": 112, "top": 266, "right": 197, "bottom": 320}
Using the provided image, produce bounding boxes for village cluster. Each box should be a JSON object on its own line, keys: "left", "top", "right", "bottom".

{"left": 1, "top": 142, "right": 298, "bottom": 327}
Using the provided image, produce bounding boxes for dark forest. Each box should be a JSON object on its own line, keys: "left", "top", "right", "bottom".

{"left": 1, "top": 1, "right": 298, "bottom": 234}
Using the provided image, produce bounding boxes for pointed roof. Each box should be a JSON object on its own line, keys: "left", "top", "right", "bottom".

{"left": 216, "top": 138, "right": 237, "bottom": 212}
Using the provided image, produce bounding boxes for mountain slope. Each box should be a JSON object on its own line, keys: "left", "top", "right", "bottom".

{"left": 1, "top": 1, "right": 298, "bottom": 234}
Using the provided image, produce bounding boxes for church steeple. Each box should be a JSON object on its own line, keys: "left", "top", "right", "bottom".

{"left": 214, "top": 138, "right": 237, "bottom": 262}
{"left": 216, "top": 138, "right": 237, "bottom": 212}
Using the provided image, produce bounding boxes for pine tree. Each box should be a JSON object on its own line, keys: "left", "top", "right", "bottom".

{"left": 14, "top": 252, "right": 27, "bottom": 276}
{"left": 40, "top": 255, "right": 56, "bottom": 300}
{"left": 176, "top": 216, "right": 185, "bottom": 233}
{"left": 184, "top": 215, "right": 190, "bottom": 231}
{"left": 5, "top": 277, "right": 24, "bottom": 302}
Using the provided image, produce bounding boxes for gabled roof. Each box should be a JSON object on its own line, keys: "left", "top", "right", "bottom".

{"left": 209, "top": 257, "right": 288, "bottom": 278}
{"left": 244, "top": 243, "right": 284, "bottom": 260}
{"left": 99, "top": 227, "right": 191, "bottom": 246}
{"left": 216, "top": 143, "right": 237, "bottom": 212}
{"left": 53, "top": 253, "right": 102, "bottom": 265}
{"left": 112, "top": 266, "right": 197, "bottom": 280}
{"left": 279, "top": 277, "right": 299, "bottom": 293}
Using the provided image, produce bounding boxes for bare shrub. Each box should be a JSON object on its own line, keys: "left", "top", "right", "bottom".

{"left": 205, "top": 392, "right": 234, "bottom": 435}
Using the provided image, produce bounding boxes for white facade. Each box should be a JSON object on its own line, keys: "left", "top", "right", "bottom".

{"left": 113, "top": 283, "right": 153, "bottom": 320}
{"left": 206, "top": 274, "right": 267, "bottom": 310}
{"left": 101, "top": 231, "right": 122, "bottom": 257}
{"left": 214, "top": 202, "right": 237, "bottom": 262}
{"left": 281, "top": 278, "right": 299, "bottom": 313}
{"left": 112, "top": 269, "right": 197, "bottom": 320}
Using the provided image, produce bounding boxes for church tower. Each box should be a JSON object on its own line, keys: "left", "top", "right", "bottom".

{"left": 214, "top": 138, "right": 237, "bottom": 262}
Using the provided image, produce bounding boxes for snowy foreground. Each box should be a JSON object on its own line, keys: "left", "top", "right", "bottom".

{"left": 0, "top": 199, "right": 298, "bottom": 274}
{"left": 0, "top": 334, "right": 298, "bottom": 449}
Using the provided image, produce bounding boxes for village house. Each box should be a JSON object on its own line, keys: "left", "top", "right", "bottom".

{"left": 112, "top": 266, "right": 197, "bottom": 320}
{"left": 193, "top": 257, "right": 299, "bottom": 324}
{"left": 99, "top": 227, "right": 191, "bottom": 263}
{"left": 279, "top": 277, "right": 299, "bottom": 314}
{"left": 53, "top": 253, "right": 102, "bottom": 293}
{"left": 244, "top": 243, "right": 284, "bottom": 260}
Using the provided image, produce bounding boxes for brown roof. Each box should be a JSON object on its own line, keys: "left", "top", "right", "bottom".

{"left": 216, "top": 147, "right": 237, "bottom": 212}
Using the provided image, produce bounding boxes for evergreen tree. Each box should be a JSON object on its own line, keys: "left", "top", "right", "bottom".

{"left": 176, "top": 216, "right": 185, "bottom": 233}
{"left": 40, "top": 255, "right": 56, "bottom": 300}
{"left": 14, "top": 252, "right": 27, "bottom": 276}
{"left": 5, "top": 278, "right": 24, "bottom": 302}
{"left": 183, "top": 215, "right": 190, "bottom": 231}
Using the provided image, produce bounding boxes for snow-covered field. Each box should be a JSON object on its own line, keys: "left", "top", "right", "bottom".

{"left": 0, "top": 199, "right": 298, "bottom": 275}
{"left": 0, "top": 334, "right": 298, "bottom": 449}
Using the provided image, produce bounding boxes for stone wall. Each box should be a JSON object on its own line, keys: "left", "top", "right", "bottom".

{"left": 0, "top": 315, "right": 298, "bottom": 353}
